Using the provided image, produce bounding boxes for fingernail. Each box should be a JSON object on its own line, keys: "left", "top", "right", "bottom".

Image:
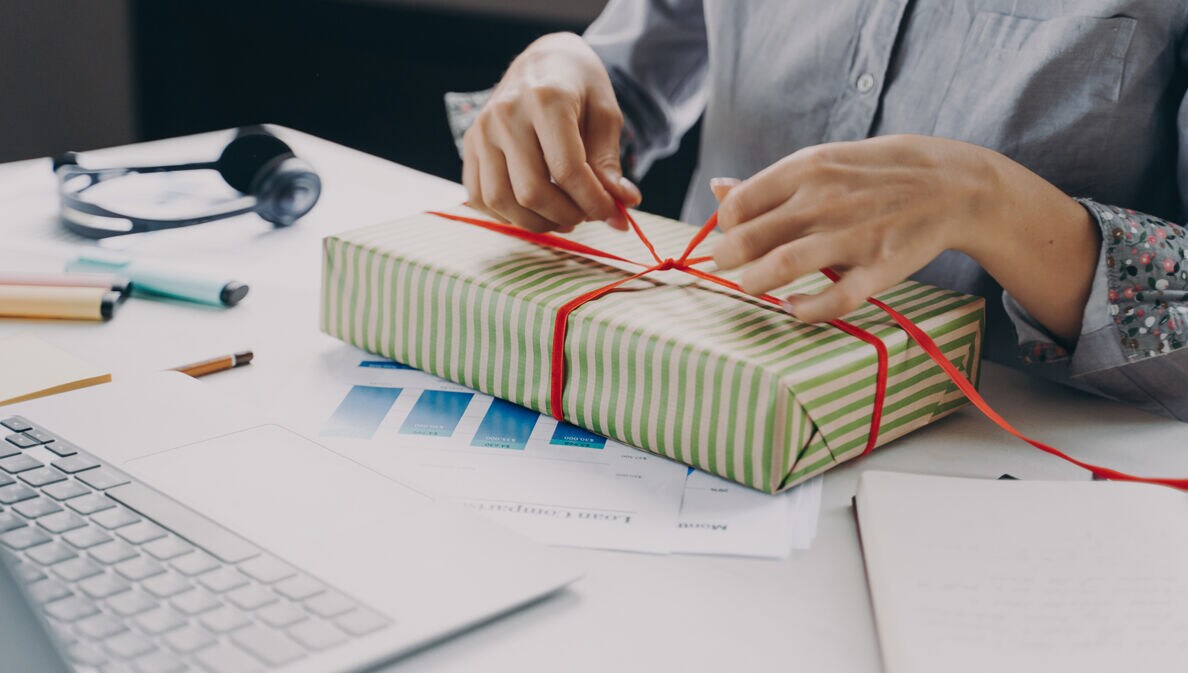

{"left": 779, "top": 299, "right": 798, "bottom": 317}
{"left": 710, "top": 241, "right": 738, "bottom": 270}
{"left": 606, "top": 214, "right": 628, "bottom": 231}
{"left": 710, "top": 177, "right": 741, "bottom": 202}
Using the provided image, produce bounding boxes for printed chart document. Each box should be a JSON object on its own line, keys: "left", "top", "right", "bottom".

{"left": 276, "top": 345, "right": 822, "bottom": 556}
{"left": 854, "top": 471, "right": 1188, "bottom": 673}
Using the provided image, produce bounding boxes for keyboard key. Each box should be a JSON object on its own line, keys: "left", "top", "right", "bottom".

{"left": 78, "top": 572, "right": 132, "bottom": 599}
{"left": 104, "top": 631, "right": 156, "bottom": 659}
{"left": 53, "top": 556, "right": 104, "bottom": 582}
{"left": 0, "top": 472, "right": 13, "bottom": 486}
{"left": 27, "top": 578, "right": 72, "bottom": 603}
{"left": 15, "top": 496, "right": 62, "bottom": 519}
{"left": 163, "top": 625, "right": 216, "bottom": 654}
{"left": 230, "top": 623, "right": 305, "bottom": 666}
{"left": 133, "top": 607, "right": 187, "bottom": 636}
{"left": 286, "top": 619, "right": 347, "bottom": 651}
{"left": 91, "top": 540, "right": 139, "bottom": 565}
{"left": 237, "top": 555, "right": 295, "bottom": 584}
{"left": 76, "top": 612, "right": 129, "bottom": 640}
{"left": 24, "top": 428, "right": 55, "bottom": 444}
{"left": 92, "top": 507, "right": 140, "bottom": 530}
{"left": 256, "top": 601, "right": 307, "bottom": 629}
{"left": 20, "top": 466, "right": 66, "bottom": 488}
{"left": 1, "top": 416, "right": 33, "bottom": 432}
{"left": 13, "top": 558, "right": 45, "bottom": 582}
{"left": 77, "top": 468, "right": 130, "bottom": 491}
{"left": 193, "top": 642, "right": 264, "bottom": 673}
{"left": 131, "top": 650, "right": 188, "bottom": 673}
{"left": 0, "top": 510, "right": 26, "bottom": 532}
{"left": 39, "top": 510, "right": 87, "bottom": 533}
{"left": 1, "top": 525, "right": 50, "bottom": 549}
{"left": 0, "top": 453, "right": 41, "bottom": 473}
{"left": 143, "top": 572, "right": 192, "bottom": 599}
{"left": 0, "top": 445, "right": 18, "bottom": 460}
{"left": 64, "top": 526, "right": 112, "bottom": 550}
{"left": 143, "top": 536, "right": 193, "bottom": 561}
{"left": 67, "top": 642, "right": 110, "bottom": 667}
{"left": 117, "top": 521, "right": 167, "bottom": 546}
{"left": 52, "top": 454, "right": 101, "bottom": 474}
{"left": 107, "top": 590, "right": 158, "bottom": 618}
{"left": 171, "top": 588, "right": 221, "bottom": 616}
{"left": 26, "top": 541, "right": 77, "bottom": 565}
{"left": 44, "top": 594, "right": 101, "bottom": 621}
{"left": 5, "top": 432, "right": 40, "bottom": 449}
{"left": 304, "top": 590, "right": 356, "bottom": 618}
{"left": 0, "top": 483, "right": 37, "bottom": 504}
{"left": 106, "top": 483, "right": 259, "bottom": 563}
{"left": 68, "top": 492, "right": 116, "bottom": 515}
{"left": 45, "top": 440, "right": 80, "bottom": 457}
{"left": 274, "top": 575, "right": 324, "bottom": 601}
{"left": 44, "top": 479, "right": 91, "bottom": 501}
{"left": 115, "top": 555, "right": 166, "bottom": 581}
{"left": 198, "top": 605, "right": 251, "bottom": 633}
{"left": 226, "top": 584, "right": 278, "bottom": 611}
{"left": 171, "top": 551, "right": 219, "bottom": 577}
{"left": 198, "top": 567, "right": 249, "bottom": 594}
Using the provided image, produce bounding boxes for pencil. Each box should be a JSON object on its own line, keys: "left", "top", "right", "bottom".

{"left": 172, "top": 350, "right": 254, "bottom": 378}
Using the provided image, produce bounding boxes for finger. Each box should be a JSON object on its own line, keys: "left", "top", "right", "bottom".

{"left": 712, "top": 198, "right": 821, "bottom": 271}
{"left": 710, "top": 177, "right": 741, "bottom": 203}
{"left": 476, "top": 142, "right": 559, "bottom": 233}
{"left": 717, "top": 146, "right": 841, "bottom": 231}
{"left": 583, "top": 101, "right": 641, "bottom": 210}
{"left": 532, "top": 105, "right": 619, "bottom": 223}
{"left": 738, "top": 234, "right": 846, "bottom": 296}
{"left": 462, "top": 140, "right": 506, "bottom": 221}
{"left": 782, "top": 267, "right": 890, "bottom": 324}
{"left": 499, "top": 125, "right": 587, "bottom": 227}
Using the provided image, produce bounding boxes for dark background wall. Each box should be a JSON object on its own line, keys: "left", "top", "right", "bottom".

{"left": 0, "top": 0, "right": 699, "bottom": 220}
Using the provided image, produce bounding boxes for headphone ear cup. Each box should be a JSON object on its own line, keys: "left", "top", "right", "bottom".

{"left": 215, "top": 128, "right": 295, "bottom": 194}
{"left": 252, "top": 157, "right": 322, "bottom": 227}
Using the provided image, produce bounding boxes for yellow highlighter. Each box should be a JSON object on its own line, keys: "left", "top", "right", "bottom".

{"left": 0, "top": 285, "right": 121, "bottom": 322}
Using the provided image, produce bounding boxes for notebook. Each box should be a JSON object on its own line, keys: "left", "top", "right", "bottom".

{"left": 854, "top": 471, "right": 1188, "bottom": 673}
{"left": 0, "top": 333, "right": 111, "bottom": 405}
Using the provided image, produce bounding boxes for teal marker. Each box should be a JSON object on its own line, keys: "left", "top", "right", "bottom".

{"left": 66, "top": 251, "right": 249, "bottom": 307}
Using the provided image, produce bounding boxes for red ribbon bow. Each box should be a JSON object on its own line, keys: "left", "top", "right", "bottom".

{"left": 429, "top": 204, "right": 1188, "bottom": 489}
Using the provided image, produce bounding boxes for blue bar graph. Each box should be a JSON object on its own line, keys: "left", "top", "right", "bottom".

{"left": 400, "top": 390, "right": 474, "bottom": 437}
{"left": 322, "top": 386, "right": 403, "bottom": 439}
{"left": 471, "top": 399, "right": 538, "bottom": 450}
{"left": 359, "top": 360, "right": 414, "bottom": 370}
{"left": 549, "top": 422, "right": 607, "bottom": 449}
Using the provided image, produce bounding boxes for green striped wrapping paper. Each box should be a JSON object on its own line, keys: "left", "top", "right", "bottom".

{"left": 321, "top": 207, "right": 985, "bottom": 493}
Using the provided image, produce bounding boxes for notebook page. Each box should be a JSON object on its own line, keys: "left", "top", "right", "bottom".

{"left": 855, "top": 471, "right": 1188, "bottom": 673}
{"left": 0, "top": 333, "right": 110, "bottom": 405}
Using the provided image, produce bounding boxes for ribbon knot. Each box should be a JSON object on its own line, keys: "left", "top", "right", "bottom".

{"left": 654, "top": 258, "right": 681, "bottom": 271}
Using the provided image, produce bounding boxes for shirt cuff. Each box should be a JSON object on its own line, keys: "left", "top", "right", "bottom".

{"left": 1004, "top": 198, "right": 1188, "bottom": 369}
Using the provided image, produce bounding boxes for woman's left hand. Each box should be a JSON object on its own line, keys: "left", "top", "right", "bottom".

{"left": 710, "top": 134, "right": 1098, "bottom": 343}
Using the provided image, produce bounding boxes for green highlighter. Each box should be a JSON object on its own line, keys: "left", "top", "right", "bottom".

{"left": 66, "top": 251, "right": 249, "bottom": 307}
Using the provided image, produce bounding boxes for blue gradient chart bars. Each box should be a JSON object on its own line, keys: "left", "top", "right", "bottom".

{"left": 400, "top": 390, "right": 475, "bottom": 437}
{"left": 471, "top": 398, "right": 539, "bottom": 450}
{"left": 323, "top": 385, "right": 403, "bottom": 439}
{"left": 549, "top": 422, "right": 607, "bottom": 449}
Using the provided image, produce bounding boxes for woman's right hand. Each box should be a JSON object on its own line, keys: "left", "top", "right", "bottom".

{"left": 462, "top": 32, "right": 642, "bottom": 233}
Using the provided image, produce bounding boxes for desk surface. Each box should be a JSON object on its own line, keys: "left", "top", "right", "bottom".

{"left": 3, "top": 128, "right": 1185, "bottom": 673}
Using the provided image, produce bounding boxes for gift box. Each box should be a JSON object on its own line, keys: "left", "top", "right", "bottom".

{"left": 321, "top": 207, "right": 985, "bottom": 493}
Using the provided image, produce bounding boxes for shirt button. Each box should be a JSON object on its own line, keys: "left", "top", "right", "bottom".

{"left": 856, "top": 73, "right": 876, "bottom": 94}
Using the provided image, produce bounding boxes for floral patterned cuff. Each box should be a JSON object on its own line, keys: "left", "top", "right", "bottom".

{"left": 443, "top": 88, "right": 640, "bottom": 179}
{"left": 1081, "top": 199, "right": 1188, "bottom": 361}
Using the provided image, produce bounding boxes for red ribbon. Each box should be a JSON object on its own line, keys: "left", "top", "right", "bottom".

{"left": 428, "top": 205, "right": 1188, "bottom": 489}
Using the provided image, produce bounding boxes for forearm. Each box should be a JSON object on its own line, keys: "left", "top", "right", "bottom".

{"left": 954, "top": 154, "right": 1102, "bottom": 346}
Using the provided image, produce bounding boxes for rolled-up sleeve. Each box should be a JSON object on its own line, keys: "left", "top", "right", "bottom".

{"left": 1003, "top": 200, "right": 1188, "bottom": 420}
{"left": 583, "top": 0, "right": 710, "bottom": 178}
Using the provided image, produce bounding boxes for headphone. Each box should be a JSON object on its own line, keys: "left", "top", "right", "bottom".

{"left": 53, "top": 126, "right": 322, "bottom": 239}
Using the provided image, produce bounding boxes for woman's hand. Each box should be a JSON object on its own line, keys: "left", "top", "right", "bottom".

{"left": 462, "top": 32, "right": 641, "bottom": 233}
{"left": 710, "top": 135, "right": 1099, "bottom": 344}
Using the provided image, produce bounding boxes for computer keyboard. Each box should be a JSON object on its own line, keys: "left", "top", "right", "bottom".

{"left": 0, "top": 415, "right": 391, "bottom": 673}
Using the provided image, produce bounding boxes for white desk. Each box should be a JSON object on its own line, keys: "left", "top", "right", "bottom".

{"left": 3, "top": 128, "right": 1185, "bottom": 673}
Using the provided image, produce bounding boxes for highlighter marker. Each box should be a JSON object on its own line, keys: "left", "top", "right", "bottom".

{"left": 0, "top": 285, "right": 120, "bottom": 321}
{"left": 0, "top": 271, "right": 130, "bottom": 296}
{"left": 66, "top": 251, "right": 249, "bottom": 307}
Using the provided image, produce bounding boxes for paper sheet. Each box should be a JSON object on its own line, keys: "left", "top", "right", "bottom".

{"left": 272, "top": 345, "right": 822, "bottom": 556}
{"left": 0, "top": 333, "right": 111, "bottom": 405}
